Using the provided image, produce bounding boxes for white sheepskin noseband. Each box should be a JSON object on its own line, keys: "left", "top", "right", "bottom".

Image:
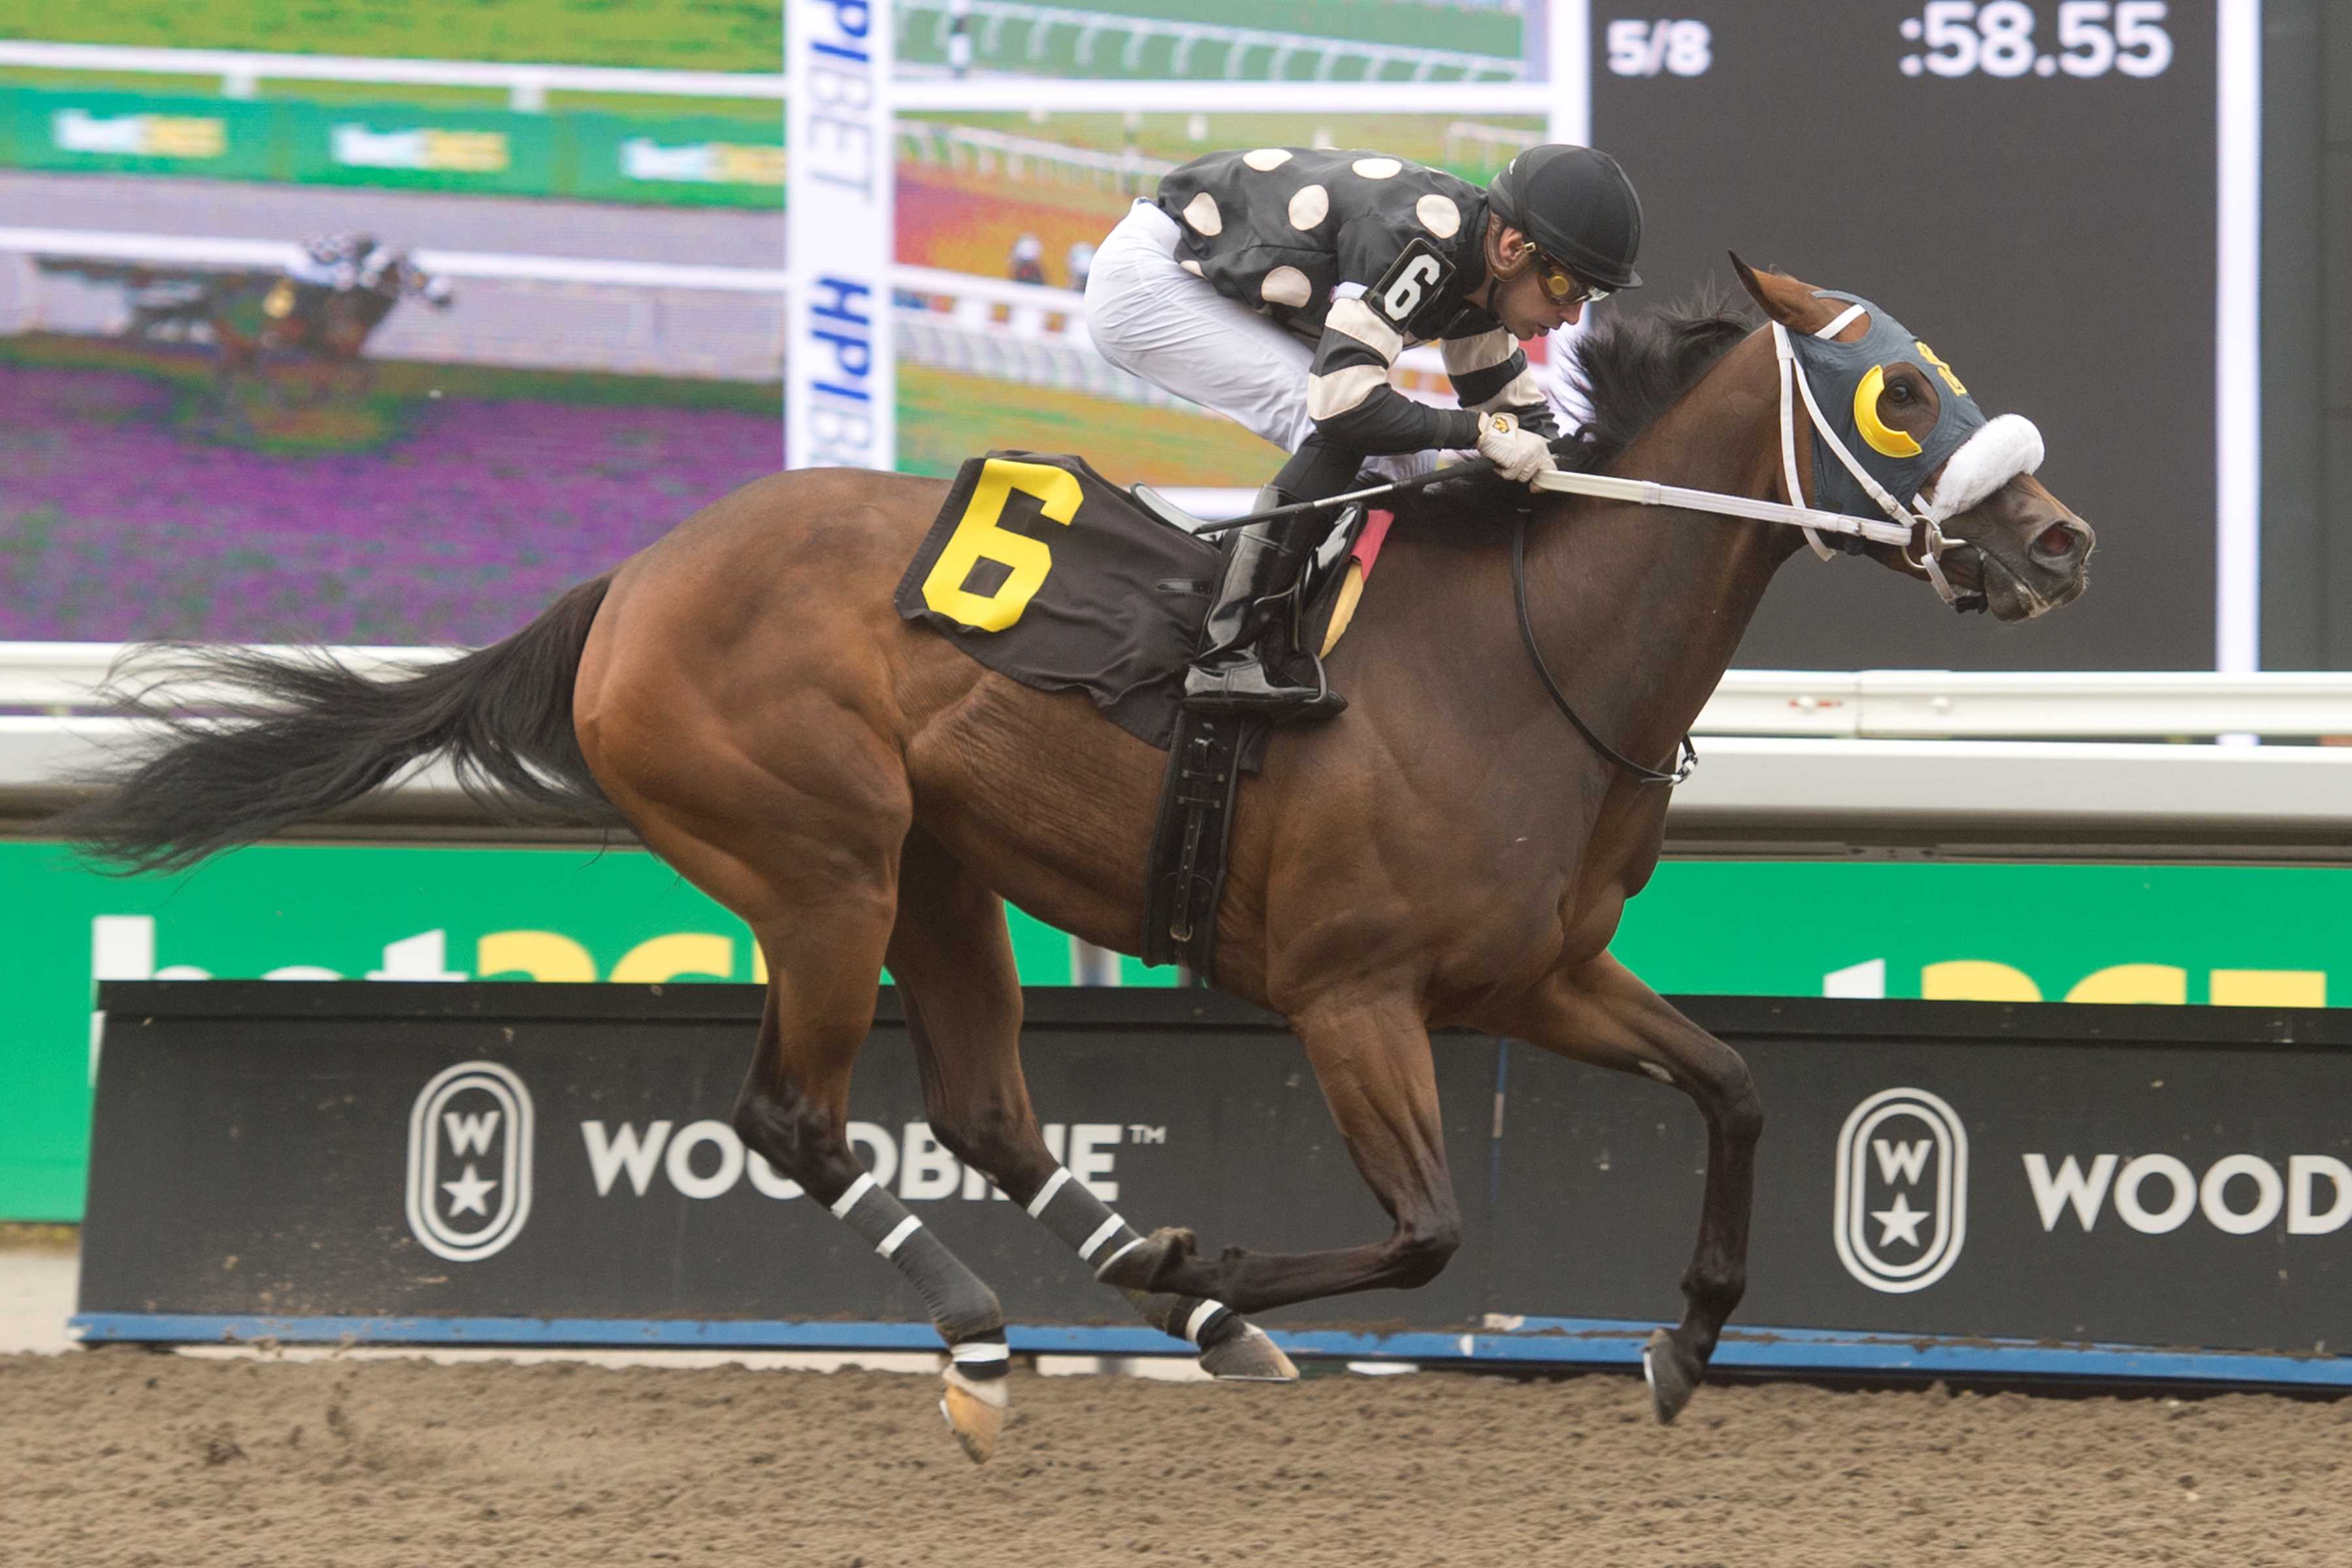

{"left": 1922, "top": 413, "right": 2044, "bottom": 523}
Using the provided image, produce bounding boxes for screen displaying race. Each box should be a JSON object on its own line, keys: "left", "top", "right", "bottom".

{"left": 0, "top": 0, "right": 2215, "bottom": 661}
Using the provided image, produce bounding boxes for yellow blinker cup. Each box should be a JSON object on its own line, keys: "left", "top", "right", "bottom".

{"left": 1854, "top": 365, "right": 1923, "bottom": 459}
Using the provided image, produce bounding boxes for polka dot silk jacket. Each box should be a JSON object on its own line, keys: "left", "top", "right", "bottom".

{"left": 1152, "top": 146, "right": 1556, "bottom": 456}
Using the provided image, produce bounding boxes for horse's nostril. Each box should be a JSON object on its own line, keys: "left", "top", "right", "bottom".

{"left": 2033, "top": 523, "right": 2077, "bottom": 558}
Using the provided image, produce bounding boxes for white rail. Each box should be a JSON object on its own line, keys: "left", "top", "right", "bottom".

{"left": 898, "top": 118, "right": 1175, "bottom": 188}
{"left": 0, "top": 225, "right": 791, "bottom": 293}
{"left": 10, "top": 717, "right": 2352, "bottom": 858}
{"left": 0, "top": 24, "right": 1518, "bottom": 113}
{"left": 10, "top": 650, "right": 2352, "bottom": 740}
{"left": 1695, "top": 671, "right": 2352, "bottom": 740}
{"left": 897, "top": 0, "right": 1518, "bottom": 82}
{"left": 0, "top": 40, "right": 783, "bottom": 112}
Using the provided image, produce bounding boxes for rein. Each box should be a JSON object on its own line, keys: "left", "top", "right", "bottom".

{"left": 1511, "top": 514, "right": 1697, "bottom": 786}
{"left": 1509, "top": 309, "right": 2010, "bottom": 786}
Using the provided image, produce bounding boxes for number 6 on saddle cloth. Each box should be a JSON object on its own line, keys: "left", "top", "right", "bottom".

{"left": 894, "top": 451, "right": 1384, "bottom": 756}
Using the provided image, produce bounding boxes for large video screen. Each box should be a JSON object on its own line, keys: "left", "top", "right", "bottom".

{"left": 0, "top": 1, "right": 2225, "bottom": 668}
{"left": 1590, "top": 0, "right": 2217, "bottom": 670}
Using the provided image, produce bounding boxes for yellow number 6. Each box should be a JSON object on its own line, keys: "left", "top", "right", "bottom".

{"left": 921, "top": 459, "right": 1083, "bottom": 632}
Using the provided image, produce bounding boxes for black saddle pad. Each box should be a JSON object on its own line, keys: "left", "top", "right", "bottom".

{"left": 894, "top": 451, "right": 1220, "bottom": 751}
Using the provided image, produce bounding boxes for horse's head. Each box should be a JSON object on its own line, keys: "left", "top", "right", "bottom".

{"left": 1732, "top": 257, "right": 2093, "bottom": 623}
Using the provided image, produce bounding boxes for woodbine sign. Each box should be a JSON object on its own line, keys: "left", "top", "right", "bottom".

{"left": 73, "top": 984, "right": 2352, "bottom": 1384}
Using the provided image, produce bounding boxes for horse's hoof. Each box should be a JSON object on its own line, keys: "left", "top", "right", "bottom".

{"left": 1095, "top": 1226, "right": 1196, "bottom": 1291}
{"left": 1641, "top": 1328, "right": 1703, "bottom": 1425}
{"left": 1198, "top": 1321, "right": 1297, "bottom": 1382}
{"left": 939, "top": 1367, "right": 1008, "bottom": 1464}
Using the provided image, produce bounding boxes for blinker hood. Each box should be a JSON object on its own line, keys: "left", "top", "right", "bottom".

{"left": 1786, "top": 289, "right": 1988, "bottom": 523}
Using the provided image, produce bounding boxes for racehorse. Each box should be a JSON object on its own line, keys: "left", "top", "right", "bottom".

{"left": 206, "top": 254, "right": 452, "bottom": 397}
{"left": 59, "top": 259, "right": 2093, "bottom": 1462}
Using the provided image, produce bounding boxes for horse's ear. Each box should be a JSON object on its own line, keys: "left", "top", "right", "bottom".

{"left": 1729, "top": 253, "right": 1840, "bottom": 333}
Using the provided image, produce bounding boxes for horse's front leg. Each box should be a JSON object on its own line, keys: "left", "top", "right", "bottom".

{"left": 1100, "top": 992, "right": 1463, "bottom": 1312}
{"left": 1478, "top": 951, "right": 1763, "bottom": 1424}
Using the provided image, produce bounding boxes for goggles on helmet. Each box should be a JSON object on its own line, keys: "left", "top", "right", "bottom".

{"left": 1530, "top": 249, "right": 1611, "bottom": 308}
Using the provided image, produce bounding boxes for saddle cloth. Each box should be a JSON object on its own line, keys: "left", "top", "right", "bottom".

{"left": 893, "top": 451, "right": 1380, "bottom": 752}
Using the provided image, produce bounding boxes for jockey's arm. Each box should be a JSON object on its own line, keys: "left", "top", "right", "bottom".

{"left": 1303, "top": 217, "right": 1487, "bottom": 459}
{"left": 1303, "top": 288, "right": 1481, "bottom": 457}
{"left": 1437, "top": 325, "right": 1558, "bottom": 438}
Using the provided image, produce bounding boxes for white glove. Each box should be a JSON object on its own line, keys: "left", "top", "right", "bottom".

{"left": 1474, "top": 411, "right": 1556, "bottom": 486}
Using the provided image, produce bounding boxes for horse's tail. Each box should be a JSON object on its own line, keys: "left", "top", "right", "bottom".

{"left": 57, "top": 575, "right": 620, "bottom": 875}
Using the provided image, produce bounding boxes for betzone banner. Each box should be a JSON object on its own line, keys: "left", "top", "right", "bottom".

{"left": 78, "top": 986, "right": 2349, "bottom": 1361}
{"left": 786, "top": 0, "right": 894, "bottom": 470}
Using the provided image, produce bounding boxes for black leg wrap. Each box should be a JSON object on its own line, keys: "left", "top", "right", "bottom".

{"left": 946, "top": 1327, "right": 1011, "bottom": 1383}
{"left": 832, "top": 1173, "right": 1003, "bottom": 1345}
{"left": 1026, "top": 1168, "right": 1244, "bottom": 1350}
{"left": 1130, "top": 1291, "right": 1239, "bottom": 1349}
{"left": 1024, "top": 1166, "right": 1149, "bottom": 1279}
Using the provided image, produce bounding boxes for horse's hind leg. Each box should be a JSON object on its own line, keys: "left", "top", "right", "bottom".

{"left": 1096, "top": 992, "right": 1466, "bottom": 1314}
{"left": 608, "top": 772, "right": 1017, "bottom": 1460}
{"left": 1481, "top": 953, "right": 1762, "bottom": 1424}
{"left": 887, "top": 828, "right": 1294, "bottom": 1381}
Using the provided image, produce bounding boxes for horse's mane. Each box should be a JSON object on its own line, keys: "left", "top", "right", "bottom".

{"left": 1556, "top": 286, "right": 1752, "bottom": 475}
{"left": 1391, "top": 288, "right": 1752, "bottom": 529}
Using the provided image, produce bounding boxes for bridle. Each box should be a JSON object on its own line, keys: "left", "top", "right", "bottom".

{"left": 1769, "top": 306, "right": 1984, "bottom": 613}
{"left": 1533, "top": 311, "right": 1988, "bottom": 612}
{"left": 1516, "top": 306, "right": 2016, "bottom": 786}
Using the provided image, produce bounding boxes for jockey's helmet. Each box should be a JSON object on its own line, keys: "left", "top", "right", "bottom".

{"left": 1486, "top": 144, "right": 1644, "bottom": 293}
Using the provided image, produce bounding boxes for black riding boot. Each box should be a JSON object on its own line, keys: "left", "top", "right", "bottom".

{"left": 1183, "top": 489, "right": 1347, "bottom": 721}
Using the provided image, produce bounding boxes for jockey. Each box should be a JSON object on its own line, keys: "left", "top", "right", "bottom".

{"left": 285, "top": 231, "right": 379, "bottom": 294}
{"left": 1086, "top": 143, "right": 1643, "bottom": 721}
{"left": 286, "top": 233, "right": 452, "bottom": 309}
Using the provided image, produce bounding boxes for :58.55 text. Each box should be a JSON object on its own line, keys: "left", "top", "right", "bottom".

{"left": 1902, "top": 1, "right": 2173, "bottom": 80}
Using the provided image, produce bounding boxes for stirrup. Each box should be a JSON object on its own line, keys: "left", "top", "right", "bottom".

{"left": 1183, "top": 651, "right": 1346, "bottom": 721}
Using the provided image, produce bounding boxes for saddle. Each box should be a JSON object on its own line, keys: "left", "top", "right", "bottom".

{"left": 893, "top": 452, "right": 1389, "bottom": 979}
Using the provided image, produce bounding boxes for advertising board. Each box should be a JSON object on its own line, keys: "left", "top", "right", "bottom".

{"left": 75, "top": 984, "right": 2352, "bottom": 1382}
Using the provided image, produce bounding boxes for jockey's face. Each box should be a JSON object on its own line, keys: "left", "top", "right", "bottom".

{"left": 1482, "top": 222, "right": 1585, "bottom": 340}
{"left": 1490, "top": 267, "right": 1582, "bottom": 340}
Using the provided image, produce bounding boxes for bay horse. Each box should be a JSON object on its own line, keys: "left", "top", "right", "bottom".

{"left": 61, "top": 259, "right": 2093, "bottom": 1461}
{"left": 209, "top": 254, "right": 453, "bottom": 396}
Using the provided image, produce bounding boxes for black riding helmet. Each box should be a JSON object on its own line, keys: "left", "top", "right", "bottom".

{"left": 1486, "top": 144, "right": 1644, "bottom": 292}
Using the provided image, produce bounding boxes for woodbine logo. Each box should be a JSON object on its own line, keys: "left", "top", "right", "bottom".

{"left": 2023, "top": 1151, "right": 2352, "bottom": 1236}
{"left": 1834, "top": 1087, "right": 1970, "bottom": 1294}
{"left": 579, "top": 1119, "right": 1135, "bottom": 1203}
{"left": 405, "top": 1062, "right": 534, "bottom": 1263}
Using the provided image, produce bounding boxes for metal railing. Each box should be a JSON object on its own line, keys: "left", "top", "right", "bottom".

{"left": 0, "top": 37, "right": 1553, "bottom": 116}
{"left": 0, "top": 39, "right": 783, "bottom": 112}
{"left": 14, "top": 649, "right": 2352, "bottom": 740}
{"left": 898, "top": 118, "right": 1175, "bottom": 189}
{"left": 898, "top": 0, "right": 1520, "bottom": 82}
{"left": 11, "top": 654, "right": 2352, "bottom": 855}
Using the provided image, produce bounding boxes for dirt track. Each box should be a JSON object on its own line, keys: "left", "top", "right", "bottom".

{"left": 3, "top": 1350, "right": 2345, "bottom": 1566}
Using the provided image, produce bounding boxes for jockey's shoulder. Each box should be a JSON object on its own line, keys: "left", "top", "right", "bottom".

{"left": 1162, "top": 145, "right": 1482, "bottom": 206}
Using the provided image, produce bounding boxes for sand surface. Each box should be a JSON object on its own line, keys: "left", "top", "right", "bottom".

{"left": 3, "top": 1350, "right": 2346, "bottom": 1567}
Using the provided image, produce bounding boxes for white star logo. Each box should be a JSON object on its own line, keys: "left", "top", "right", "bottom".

{"left": 1872, "top": 1192, "right": 1931, "bottom": 1249}
{"left": 442, "top": 1162, "right": 498, "bottom": 1218}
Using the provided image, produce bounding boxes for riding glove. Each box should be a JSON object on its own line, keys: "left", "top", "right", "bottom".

{"left": 1475, "top": 411, "right": 1557, "bottom": 486}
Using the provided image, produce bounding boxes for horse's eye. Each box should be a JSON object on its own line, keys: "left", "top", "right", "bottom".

{"left": 1888, "top": 380, "right": 1912, "bottom": 403}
